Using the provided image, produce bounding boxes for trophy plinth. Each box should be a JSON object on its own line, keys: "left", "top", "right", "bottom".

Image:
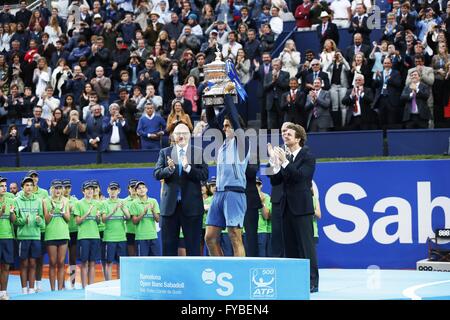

{"left": 202, "top": 51, "right": 238, "bottom": 107}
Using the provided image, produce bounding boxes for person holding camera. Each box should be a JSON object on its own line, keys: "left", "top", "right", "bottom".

{"left": 0, "top": 124, "right": 21, "bottom": 153}
{"left": 63, "top": 109, "right": 86, "bottom": 152}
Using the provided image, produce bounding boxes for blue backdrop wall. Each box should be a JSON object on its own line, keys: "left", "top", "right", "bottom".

{"left": 1, "top": 159, "right": 449, "bottom": 269}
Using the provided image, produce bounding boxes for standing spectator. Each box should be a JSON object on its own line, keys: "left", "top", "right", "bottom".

{"left": 259, "top": 23, "right": 276, "bottom": 53}
{"left": 37, "top": 86, "right": 60, "bottom": 121}
{"left": 63, "top": 110, "right": 86, "bottom": 151}
{"left": 329, "top": 0, "right": 352, "bottom": 28}
{"left": 46, "top": 108, "right": 68, "bottom": 151}
{"left": 163, "top": 12, "right": 185, "bottom": 41}
{"left": 0, "top": 124, "right": 21, "bottom": 154}
{"left": 134, "top": 0, "right": 152, "bottom": 30}
{"left": 67, "top": 36, "right": 91, "bottom": 68}
{"left": 144, "top": 12, "right": 164, "bottom": 47}
{"left": 344, "top": 33, "right": 371, "bottom": 68}
{"left": 349, "top": 3, "right": 372, "bottom": 45}
{"left": 91, "top": 66, "right": 111, "bottom": 108}
{"left": 264, "top": 58, "right": 290, "bottom": 129}
{"left": 5, "top": 84, "right": 23, "bottom": 125}
{"left": 33, "top": 57, "right": 51, "bottom": 99}
{"left": 101, "top": 103, "right": 130, "bottom": 151}
{"left": 115, "top": 88, "right": 139, "bottom": 148}
{"left": 305, "top": 78, "right": 333, "bottom": 131}
{"left": 244, "top": 29, "right": 261, "bottom": 62}
{"left": 397, "top": 2, "right": 416, "bottom": 32}
{"left": 303, "top": 59, "right": 331, "bottom": 92}
{"left": 50, "top": 40, "right": 70, "bottom": 70}
{"left": 269, "top": 6, "right": 284, "bottom": 39}
{"left": 170, "top": 85, "right": 193, "bottom": 117}
{"left": 44, "top": 16, "right": 62, "bottom": 46}
{"left": 295, "top": 0, "right": 313, "bottom": 30}
{"left": 61, "top": 94, "right": 79, "bottom": 121}
{"left": 138, "top": 84, "right": 163, "bottom": 115}
{"left": 137, "top": 57, "right": 160, "bottom": 93}
{"left": 189, "top": 53, "right": 206, "bottom": 83}
{"left": 136, "top": 102, "right": 166, "bottom": 150}
{"left": 431, "top": 42, "right": 450, "bottom": 127}
{"left": 373, "top": 57, "right": 403, "bottom": 129}
{"left": 401, "top": 70, "right": 431, "bottom": 129}
{"left": 166, "top": 100, "right": 193, "bottom": 134}
{"left": 51, "top": 59, "right": 72, "bottom": 99}
{"left": 21, "top": 87, "right": 37, "bottom": 123}
{"left": 182, "top": 75, "right": 199, "bottom": 115}
{"left": 279, "top": 40, "right": 301, "bottom": 78}
{"left": 111, "top": 37, "right": 131, "bottom": 89}
{"left": 281, "top": 77, "right": 307, "bottom": 126}
{"left": 320, "top": 39, "right": 337, "bottom": 80}
{"left": 349, "top": 52, "right": 372, "bottom": 86}
{"left": 342, "top": 74, "right": 377, "bottom": 130}
{"left": 85, "top": 104, "right": 105, "bottom": 151}
{"left": 15, "top": 1, "right": 32, "bottom": 27}
{"left": 88, "top": 36, "right": 111, "bottom": 76}
{"left": 382, "top": 13, "right": 404, "bottom": 44}
{"left": 64, "top": 65, "right": 87, "bottom": 106}
{"left": 317, "top": 11, "right": 340, "bottom": 49}
{"left": 253, "top": 52, "right": 273, "bottom": 129}
{"left": 24, "top": 106, "right": 48, "bottom": 152}
{"left": 326, "top": 50, "right": 351, "bottom": 129}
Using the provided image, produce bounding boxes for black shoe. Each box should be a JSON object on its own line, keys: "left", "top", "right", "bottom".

{"left": 310, "top": 286, "right": 318, "bottom": 293}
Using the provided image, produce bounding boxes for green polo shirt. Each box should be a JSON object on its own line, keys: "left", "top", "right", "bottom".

{"left": 129, "top": 197, "right": 159, "bottom": 241}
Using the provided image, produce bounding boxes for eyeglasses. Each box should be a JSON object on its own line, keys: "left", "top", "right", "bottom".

{"left": 311, "top": 64, "right": 319, "bottom": 66}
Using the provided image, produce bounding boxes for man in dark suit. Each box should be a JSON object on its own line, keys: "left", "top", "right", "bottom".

{"left": 342, "top": 74, "right": 377, "bottom": 130}
{"left": 263, "top": 58, "right": 290, "bottom": 130}
{"left": 397, "top": 2, "right": 416, "bottom": 32}
{"left": 85, "top": 104, "right": 104, "bottom": 151}
{"left": 372, "top": 57, "right": 403, "bottom": 129}
{"left": 303, "top": 59, "right": 331, "bottom": 93}
{"left": 316, "top": 11, "right": 339, "bottom": 49}
{"left": 344, "top": 33, "right": 371, "bottom": 65}
{"left": 400, "top": 70, "right": 431, "bottom": 129}
{"left": 348, "top": 4, "right": 371, "bottom": 45}
{"left": 281, "top": 77, "right": 307, "bottom": 127}
{"left": 23, "top": 106, "right": 48, "bottom": 152}
{"left": 253, "top": 52, "right": 273, "bottom": 129}
{"left": 101, "top": 103, "right": 130, "bottom": 151}
{"left": 154, "top": 123, "right": 208, "bottom": 256}
{"left": 268, "top": 123, "right": 318, "bottom": 293}
{"left": 305, "top": 78, "right": 333, "bottom": 132}
{"left": 244, "top": 163, "right": 262, "bottom": 257}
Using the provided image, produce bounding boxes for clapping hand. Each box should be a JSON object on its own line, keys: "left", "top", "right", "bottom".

{"left": 181, "top": 155, "right": 189, "bottom": 169}
{"left": 273, "top": 146, "right": 287, "bottom": 163}
{"left": 167, "top": 156, "right": 175, "bottom": 170}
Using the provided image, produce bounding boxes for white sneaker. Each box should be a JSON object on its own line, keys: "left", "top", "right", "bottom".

{"left": 35, "top": 287, "right": 43, "bottom": 293}
{"left": 0, "top": 294, "right": 10, "bottom": 300}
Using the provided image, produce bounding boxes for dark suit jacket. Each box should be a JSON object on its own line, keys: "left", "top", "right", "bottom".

{"left": 396, "top": 13, "right": 416, "bottom": 32}
{"left": 303, "top": 71, "right": 331, "bottom": 92}
{"left": 253, "top": 63, "right": 272, "bottom": 100}
{"left": 342, "top": 87, "right": 376, "bottom": 124}
{"left": 245, "top": 164, "right": 262, "bottom": 209}
{"left": 400, "top": 83, "right": 431, "bottom": 121}
{"left": 281, "top": 89, "right": 307, "bottom": 125}
{"left": 23, "top": 118, "right": 48, "bottom": 151}
{"left": 349, "top": 15, "right": 372, "bottom": 44}
{"left": 305, "top": 89, "right": 333, "bottom": 130}
{"left": 372, "top": 69, "right": 403, "bottom": 110}
{"left": 263, "top": 70, "right": 290, "bottom": 111}
{"left": 101, "top": 117, "right": 130, "bottom": 151}
{"left": 344, "top": 44, "right": 371, "bottom": 65}
{"left": 85, "top": 115, "right": 104, "bottom": 148}
{"left": 268, "top": 145, "right": 315, "bottom": 216}
{"left": 317, "top": 22, "right": 340, "bottom": 48}
{"left": 154, "top": 145, "right": 208, "bottom": 217}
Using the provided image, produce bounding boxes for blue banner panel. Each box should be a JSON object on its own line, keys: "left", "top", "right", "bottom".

{"left": 18, "top": 151, "right": 99, "bottom": 167}
{"left": 1, "top": 160, "right": 449, "bottom": 269}
{"left": 307, "top": 131, "right": 384, "bottom": 158}
{"left": 101, "top": 150, "right": 160, "bottom": 164}
{"left": 387, "top": 129, "right": 450, "bottom": 156}
{"left": 120, "top": 257, "right": 310, "bottom": 300}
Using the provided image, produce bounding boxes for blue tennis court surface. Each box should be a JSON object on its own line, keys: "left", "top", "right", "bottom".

{"left": 7, "top": 269, "right": 450, "bottom": 300}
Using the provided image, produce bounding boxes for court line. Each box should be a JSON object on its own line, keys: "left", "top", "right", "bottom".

{"left": 402, "top": 280, "right": 450, "bottom": 300}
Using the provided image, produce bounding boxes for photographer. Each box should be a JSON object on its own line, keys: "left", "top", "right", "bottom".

{"left": 63, "top": 109, "right": 86, "bottom": 152}
{"left": 0, "top": 124, "right": 22, "bottom": 153}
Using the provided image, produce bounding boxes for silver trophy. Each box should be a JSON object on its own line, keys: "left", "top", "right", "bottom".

{"left": 202, "top": 48, "right": 238, "bottom": 108}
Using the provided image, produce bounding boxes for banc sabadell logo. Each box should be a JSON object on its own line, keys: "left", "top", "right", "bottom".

{"left": 201, "top": 267, "right": 277, "bottom": 299}
{"left": 201, "top": 268, "right": 234, "bottom": 297}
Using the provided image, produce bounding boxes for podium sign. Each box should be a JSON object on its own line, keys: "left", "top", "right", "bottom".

{"left": 120, "top": 257, "right": 310, "bottom": 300}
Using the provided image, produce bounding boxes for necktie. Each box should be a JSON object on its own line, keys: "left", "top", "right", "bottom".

{"left": 291, "top": 90, "right": 295, "bottom": 102}
{"left": 287, "top": 154, "right": 294, "bottom": 163}
{"left": 411, "top": 91, "right": 418, "bottom": 113}
{"left": 314, "top": 72, "right": 318, "bottom": 80}
{"left": 178, "top": 148, "right": 185, "bottom": 176}
{"left": 322, "top": 24, "right": 326, "bottom": 35}
{"left": 355, "top": 46, "right": 360, "bottom": 53}
{"left": 354, "top": 90, "right": 360, "bottom": 113}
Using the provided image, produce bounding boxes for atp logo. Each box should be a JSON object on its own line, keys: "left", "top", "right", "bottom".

{"left": 201, "top": 268, "right": 234, "bottom": 297}
{"left": 250, "top": 268, "right": 276, "bottom": 299}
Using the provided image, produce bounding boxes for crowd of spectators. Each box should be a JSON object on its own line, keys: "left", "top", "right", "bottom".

{"left": 0, "top": 0, "right": 449, "bottom": 153}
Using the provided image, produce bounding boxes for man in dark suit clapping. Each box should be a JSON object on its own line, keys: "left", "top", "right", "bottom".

{"left": 154, "top": 123, "right": 209, "bottom": 256}
{"left": 281, "top": 78, "right": 307, "bottom": 127}
{"left": 316, "top": 11, "right": 339, "bottom": 49}
{"left": 400, "top": 70, "right": 431, "bottom": 129}
{"left": 267, "top": 123, "right": 318, "bottom": 293}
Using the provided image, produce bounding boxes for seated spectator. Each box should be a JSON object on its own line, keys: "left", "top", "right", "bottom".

{"left": 0, "top": 124, "right": 22, "bottom": 154}
{"left": 24, "top": 105, "right": 48, "bottom": 152}
{"left": 166, "top": 100, "right": 193, "bottom": 134}
{"left": 37, "top": 86, "right": 60, "bottom": 121}
{"left": 63, "top": 109, "right": 87, "bottom": 151}
{"left": 116, "top": 70, "right": 134, "bottom": 96}
{"left": 303, "top": 59, "right": 331, "bottom": 93}
{"left": 136, "top": 101, "right": 166, "bottom": 150}
{"left": 47, "top": 108, "right": 68, "bottom": 151}
{"left": 101, "top": 103, "right": 130, "bottom": 151}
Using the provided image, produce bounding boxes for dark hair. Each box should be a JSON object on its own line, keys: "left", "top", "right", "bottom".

{"left": 286, "top": 124, "right": 307, "bottom": 146}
